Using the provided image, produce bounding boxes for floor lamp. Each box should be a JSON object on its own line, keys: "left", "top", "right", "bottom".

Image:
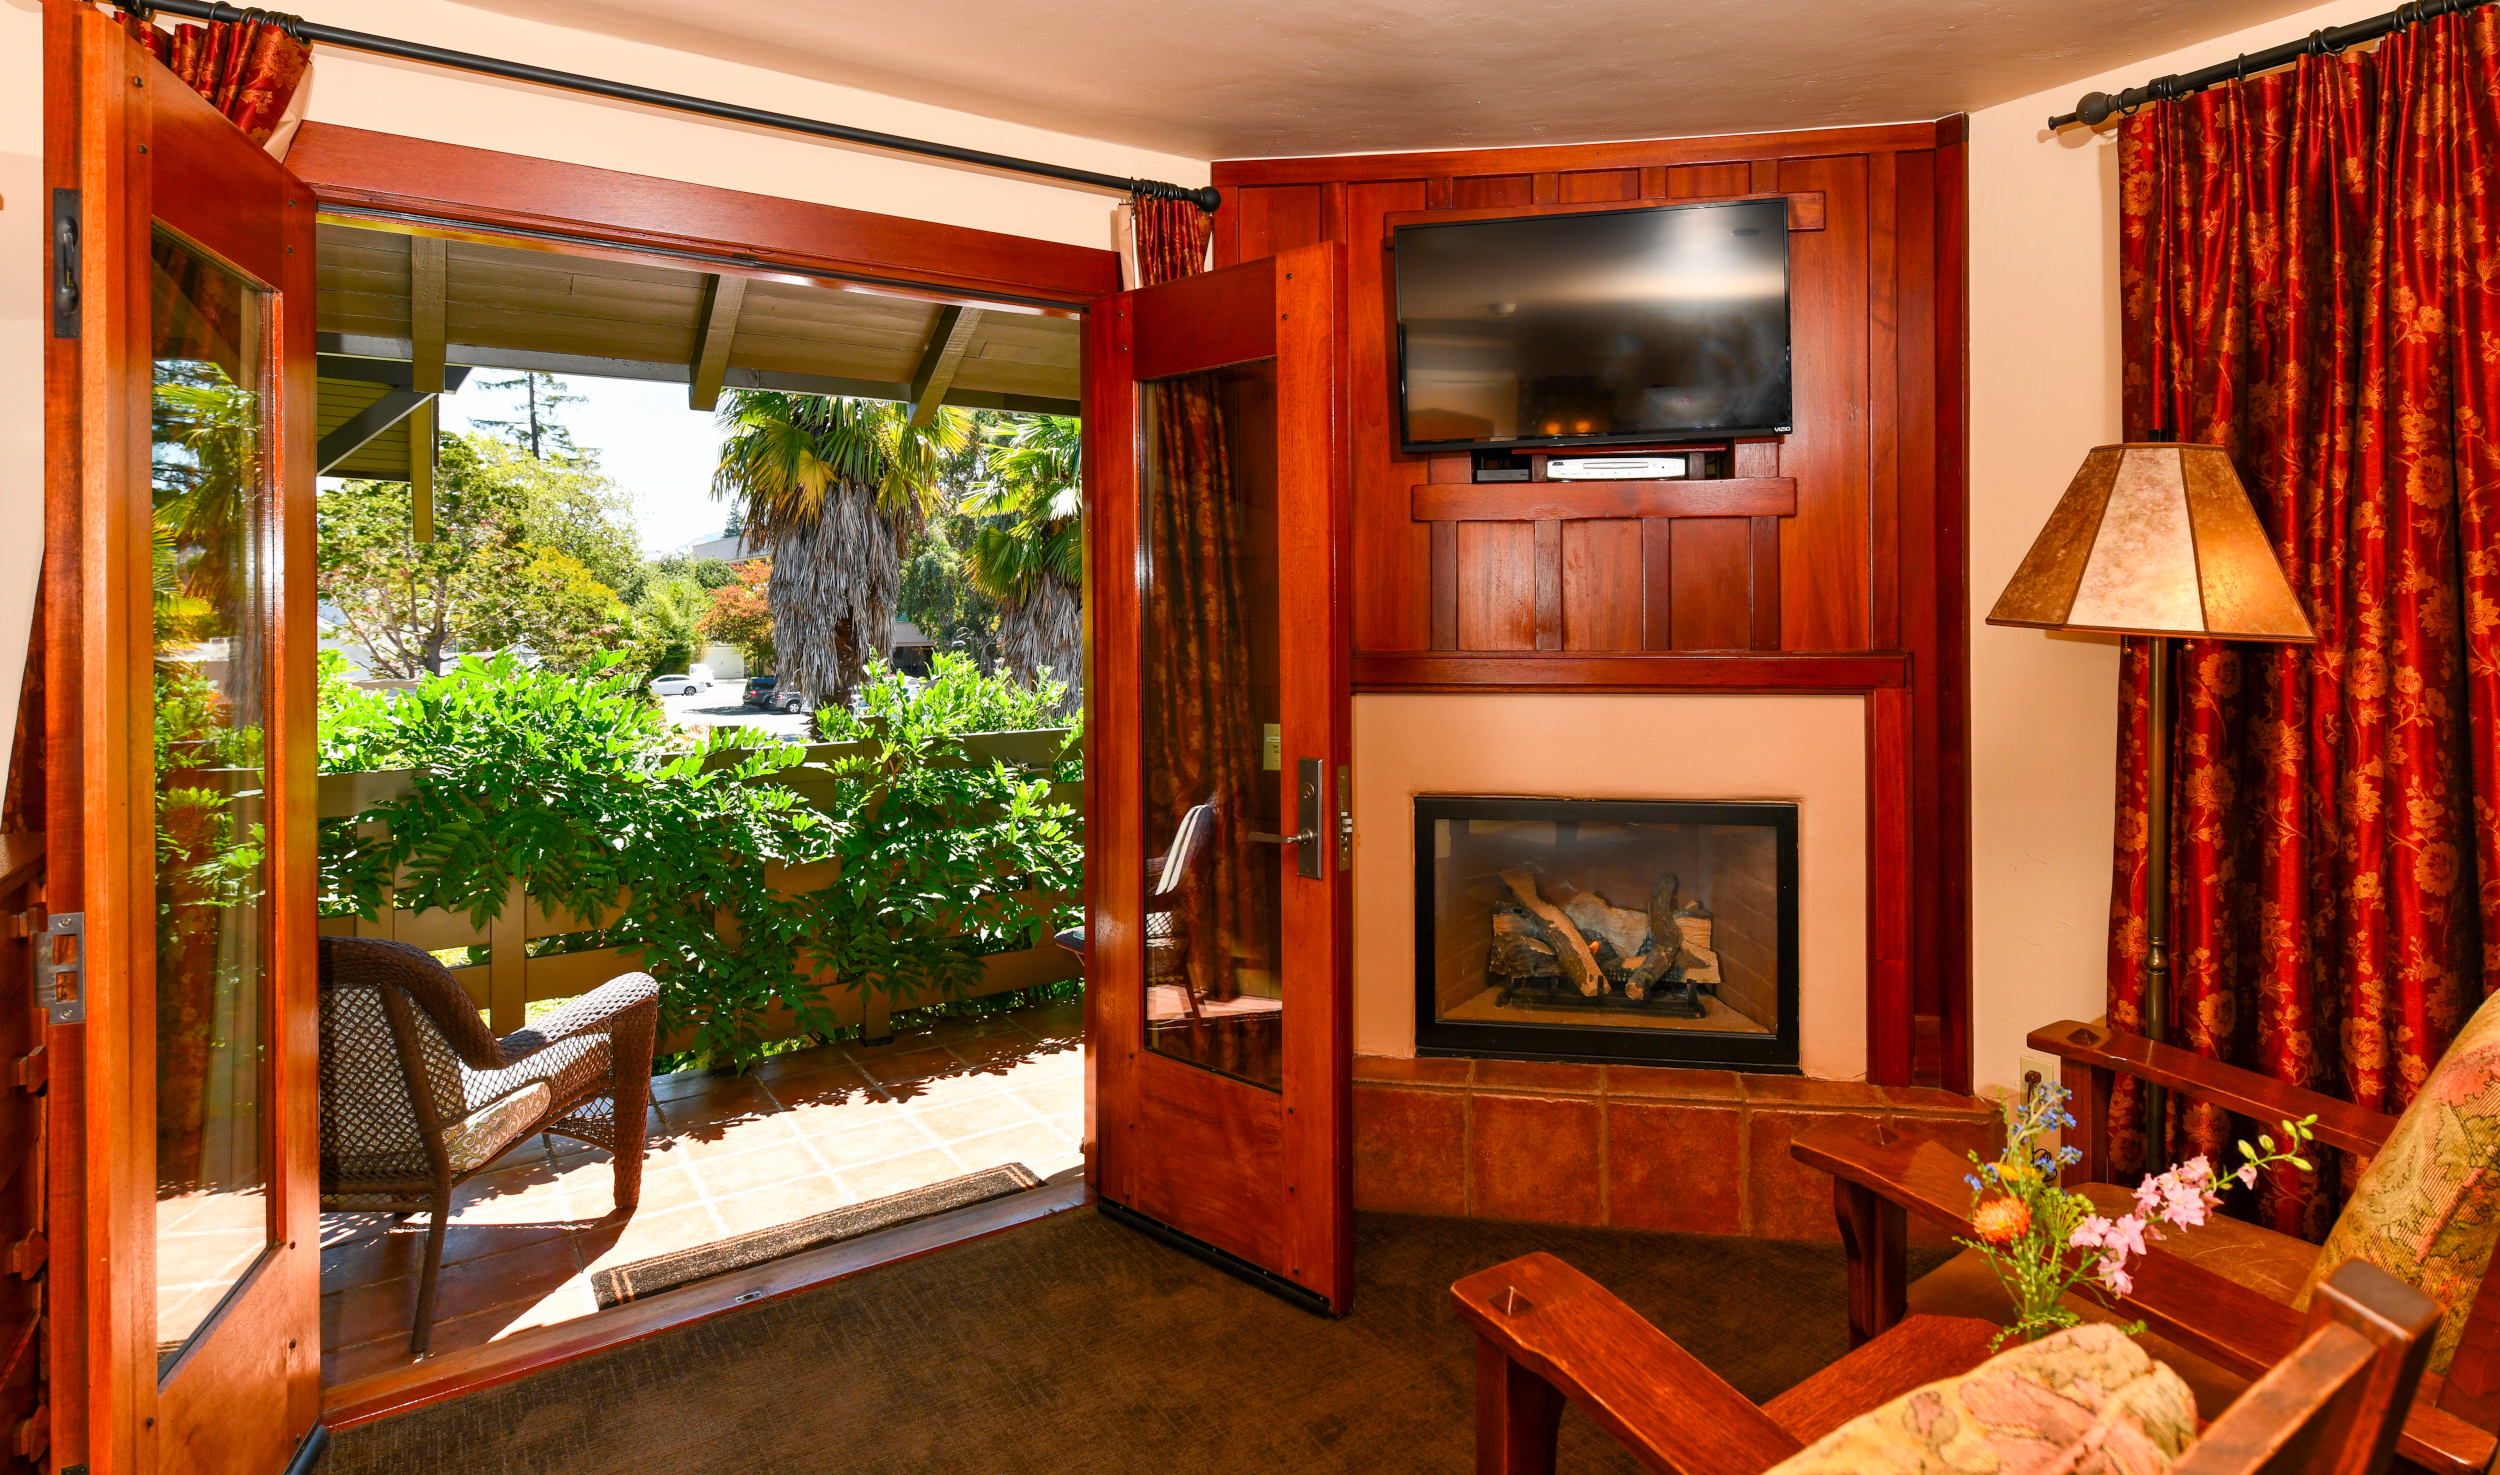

{"left": 1987, "top": 439, "right": 2315, "bottom": 1159}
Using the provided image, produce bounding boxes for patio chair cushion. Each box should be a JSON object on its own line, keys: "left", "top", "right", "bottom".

{"left": 442, "top": 1081, "right": 553, "bottom": 1176}
{"left": 1761, "top": 1323, "right": 2195, "bottom": 1475}
{"left": 2299, "top": 985, "right": 2500, "bottom": 1374}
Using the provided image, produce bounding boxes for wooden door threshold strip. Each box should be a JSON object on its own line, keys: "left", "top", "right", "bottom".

{"left": 321, "top": 1178, "right": 1092, "bottom": 1430}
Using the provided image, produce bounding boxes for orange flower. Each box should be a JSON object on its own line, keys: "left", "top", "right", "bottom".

{"left": 1973, "top": 1196, "right": 2032, "bottom": 1246}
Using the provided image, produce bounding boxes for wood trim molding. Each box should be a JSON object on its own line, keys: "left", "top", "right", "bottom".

{"left": 1383, "top": 191, "right": 1824, "bottom": 235}
{"left": 284, "top": 123, "right": 1120, "bottom": 311}
{"left": 1352, "top": 652, "right": 1909, "bottom": 692}
{"left": 1211, "top": 118, "right": 1965, "bottom": 188}
{"left": 1413, "top": 479, "right": 1796, "bottom": 521}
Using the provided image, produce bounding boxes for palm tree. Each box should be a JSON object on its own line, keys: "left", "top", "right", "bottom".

{"left": 711, "top": 392, "right": 969, "bottom": 711}
{"left": 965, "top": 414, "right": 1081, "bottom": 709}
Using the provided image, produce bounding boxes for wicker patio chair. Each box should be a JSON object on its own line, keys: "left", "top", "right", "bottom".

{"left": 316, "top": 935, "right": 660, "bottom": 1354}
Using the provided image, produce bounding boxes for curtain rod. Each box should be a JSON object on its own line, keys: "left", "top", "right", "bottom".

{"left": 2049, "top": 0, "right": 2493, "bottom": 128}
{"left": 120, "top": 0, "right": 1222, "bottom": 211}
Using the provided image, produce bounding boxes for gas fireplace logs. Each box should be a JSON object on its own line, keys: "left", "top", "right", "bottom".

{"left": 1490, "top": 868, "right": 1718, "bottom": 1016}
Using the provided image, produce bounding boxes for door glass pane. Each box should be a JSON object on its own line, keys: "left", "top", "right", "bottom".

{"left": 150, "top": 228, "right": 274, "bottom": 1372}
{"left": 1140, "top": 362, "right": 1285, "bottom": 1090}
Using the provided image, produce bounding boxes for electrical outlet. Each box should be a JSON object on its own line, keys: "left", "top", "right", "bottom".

{"left": 2019, "top": 1053, "right": 2060, "bottom": 1099}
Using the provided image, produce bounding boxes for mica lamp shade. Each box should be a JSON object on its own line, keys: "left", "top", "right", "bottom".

{"left": 1987, "top": 443, "right": 2316, "bottom": 642}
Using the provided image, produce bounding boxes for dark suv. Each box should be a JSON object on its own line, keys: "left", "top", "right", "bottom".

{"left": 742, "top": 675, "right": 806, "bottom": 713}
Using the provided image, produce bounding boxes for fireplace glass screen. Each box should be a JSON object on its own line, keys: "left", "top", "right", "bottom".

{"left": 1415, "top": 797, "right": 1798, "bottom": 1071}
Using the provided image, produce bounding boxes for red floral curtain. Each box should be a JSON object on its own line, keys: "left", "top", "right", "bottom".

{"left": 126, "top": 13, "right": 311, "bottom": 146}
{"left": 1133, "top": 196, "right": 1213, "bottom": 288}
{"left": 2111, "top": 8, "right": 2500, "bottom": 1235}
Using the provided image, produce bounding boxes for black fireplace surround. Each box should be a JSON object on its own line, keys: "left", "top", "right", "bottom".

{"left": 1413, "top": 796, "right": 1801, "bottom": 1072}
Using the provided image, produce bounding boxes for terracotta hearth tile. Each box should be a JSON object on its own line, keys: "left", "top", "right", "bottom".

{"left": 1472, "top": 1059, "right": 1602, "bottom": 1095}
{"left": 1606, "top": 1102, "right": 1741, "bottom": 1235}
{"left": 1352, "top": 1085, "right": 1467, "bottom": 1217}
{"left": 1747, "top": 1110, "right": 1884, "bottom": 1242}
{"left": 1740, "top": 1075, "right": 1888, "bottom": 1108}
{"left": 1352, "top": 1054, "right": 1473, "bottom": 1087}
{"left": 1470, "top": 1093, "right": 1603, "bottom": 1226}
{"left": 1603, "top": 1065, "right": 1744, "bottom": 1101}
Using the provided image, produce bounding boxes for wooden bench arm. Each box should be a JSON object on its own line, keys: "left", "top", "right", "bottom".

{"left": 1789, "top": 1122, "right": 2494, "bottom": 1475}
{"left": 2029, "top": 1020, "right": 2393, "bottom": 1158}
{"left": 1453, "top": 1252, "right": 1803, "bottom": 1475}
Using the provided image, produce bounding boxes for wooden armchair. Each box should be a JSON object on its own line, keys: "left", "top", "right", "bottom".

{"left": 1792, "top": 1014, "right": 2500, "bottom": 1475}
{"left": 317, "top": 936, "right": 660, "bottom": 1353}
{"left": 1458, "top": 1250, "right": 2438, "bottom": 1475}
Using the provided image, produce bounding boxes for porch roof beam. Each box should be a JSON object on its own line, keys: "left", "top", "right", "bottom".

{"left": 906, "top": 306, "right": 982, "bottom": 429}
{"left": 688, "top": 274, "right": 748, "bottom": 413}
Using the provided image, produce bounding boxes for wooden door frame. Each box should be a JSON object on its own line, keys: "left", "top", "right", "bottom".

{"left": 42, "top": 5, "right": 325, "bottom": 1470}
{"left": 1083, "top": 243, "right": 1355, "bottom": 1314}
{"left": 39, "top": 103, "right": 1127, "bottom": 1439}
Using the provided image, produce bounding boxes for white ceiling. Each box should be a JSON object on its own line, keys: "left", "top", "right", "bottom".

{"left": 444, "top": 0, "right": 2334, "bottom": 160}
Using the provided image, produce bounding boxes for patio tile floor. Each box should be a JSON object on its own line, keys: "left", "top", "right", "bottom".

{"left": 318, "top": 1001, "right": 1085, "bottom": 1389}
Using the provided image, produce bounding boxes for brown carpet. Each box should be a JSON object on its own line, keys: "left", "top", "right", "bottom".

{"left": 321, "top": 1208, "right": 1948, "bottom": 1475}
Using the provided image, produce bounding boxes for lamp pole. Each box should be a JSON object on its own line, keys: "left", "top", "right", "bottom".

{"left": 2143, "top": 634, "right": 2170, "bottom": 1162}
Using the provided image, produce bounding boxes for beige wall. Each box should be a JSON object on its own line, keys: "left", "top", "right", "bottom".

{"left": 1351, "top": 693, "right": 1868, "bottom": 1079}
{"left": 0, "top": 0, "right": 1203, "bottom": 803}
{"left": 1961, "top": 0, "right": 2382, "bottom": 1094}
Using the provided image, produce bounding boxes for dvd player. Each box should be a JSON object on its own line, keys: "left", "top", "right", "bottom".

{"left": 1546, "top": 456, "right": 1688, "bottom": 481}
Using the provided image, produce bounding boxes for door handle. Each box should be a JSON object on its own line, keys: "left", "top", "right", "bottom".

{"left": 1247, "top": 759, "right": 1326, "bottom": 880}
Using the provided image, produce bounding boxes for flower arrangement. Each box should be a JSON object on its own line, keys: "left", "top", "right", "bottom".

{"left": 1962, "top": 1080, "right": 2317, "bottom": 1346}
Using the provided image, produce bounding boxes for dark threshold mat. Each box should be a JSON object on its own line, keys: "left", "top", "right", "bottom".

{"left": 588, "top": 1161, "right": 1043, "bottom": 1308}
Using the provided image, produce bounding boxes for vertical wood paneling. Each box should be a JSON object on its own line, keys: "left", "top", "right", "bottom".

{"left": 1431, "top": 521, "right": 1458, "bottom": 649}
{"left": 1867, "top": 151, "right": 1902, "bottom": 653}
{"left": 1866, "top": 687, "right": 1914, "bottom": 1087}
{"left": 1560, "top": 521, "right": 1643, "bottom": 649}
{"left": 1777, "top": 153, "right": 1871, "bottom": 651}
{"left": 1669, "top": 518, "right": 1751, "bottom": 650}
{"left": 1667, "top": 162, "right": 1753, "bottom": 198}
{"left": 1533, "top": 520, "right": 1564, "bottom": 649}
{"left": 1559, "top": 169, "right": 1639, "bottom": 203}
{"left": 1348, "top": 179, "right": 1432, "bottom": 652}
{"left": 1455, "top": 522, "right": 1537, "bottom": 649}
{"left": 1749, "top": 517, "right": 1783, "bottom": 651}
{"left": 1452, "top": 174, "right": 1532, "bottom": 209}
{"left": 1641, "top": 519, "right": 1674, "bottom": 649}
{"left": 1235, "top": 184, "right": 1325, "bottom": 260}
{"left": 1750, "top": 158, "right": 1781, "bottom": 193}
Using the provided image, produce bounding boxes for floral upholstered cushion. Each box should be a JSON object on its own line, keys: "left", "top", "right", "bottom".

{"left": 1761, "top": 1324, "right": 2196, "bottom": 1475}
{"left": 2299, "top": 987, "right": 2500, "bottom": 1374}
{"left": 441, "top": 1081, "right": 552, "bottom": 1176}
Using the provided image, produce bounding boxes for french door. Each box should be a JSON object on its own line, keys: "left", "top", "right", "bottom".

{"left": 43, "top": 4, "right": 321, "bottom": 1469}
{"left": 1083, "top": 243, "right": 1354, "bottom": 1313}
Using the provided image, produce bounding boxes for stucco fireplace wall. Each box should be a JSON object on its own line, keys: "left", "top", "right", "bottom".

{"left": 1352, "top": 692, "right": 1870, "bottom": 1081}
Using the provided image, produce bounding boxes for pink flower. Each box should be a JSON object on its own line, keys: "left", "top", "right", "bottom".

{"left": 2096, "top": 1255, "right": 2134, "bottom": 1296}
{"left": 2102, "top": 1214, "right": 2150, "bottom": 1259}
{"left": 2236, "top": 1163, "right": 2258, "bottom": 1188}
{"left": 2070, "top": 1216, "right": 2112, "bottom": 1250}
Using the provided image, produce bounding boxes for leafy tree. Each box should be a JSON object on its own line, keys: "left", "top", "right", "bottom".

{"left": 469, "top": 370, "right": 586, "bottom": 462}
{"left": 965, "top": 414, "right": 1081, "bottom": 706}
{"left": 318, "top": 433, "right": 627, "bottom": 677}
{"left": 711, "top": 392, "right": 968, "bottom": 710}
{"left": 698, "top": 560, "right": 774, "bottom": 671}
{"left": 629, "top": 574, "right": 712, "bottom": 680}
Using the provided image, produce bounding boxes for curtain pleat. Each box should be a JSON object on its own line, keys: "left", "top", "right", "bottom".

{"left": 127, "top": 14, "right": 311, "bottom": 146}
{"left": 2112, "top": 8, "right": 2500, "bottom": 1236}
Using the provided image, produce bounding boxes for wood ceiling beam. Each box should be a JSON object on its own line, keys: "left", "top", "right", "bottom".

{"left": 408, "top": 236, "right": 449, "bottom": 540}
{"left": 906, "top": 306, "right": 982, "bottom": 428}
{"left": 687, "top": 273, "right": 748, "bottom": 413}
{"left": 317, "top": 389, "right": 430, "bottom": 474}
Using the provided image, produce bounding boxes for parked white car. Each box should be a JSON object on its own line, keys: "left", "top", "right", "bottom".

{"left": 648, "top": 674, "right": 711, "bottom": 696}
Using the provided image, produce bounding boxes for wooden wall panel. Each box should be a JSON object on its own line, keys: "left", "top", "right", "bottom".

{"left": 1235, "top": 184, "right": 1327, "bottom": 260}
{"left": 1561, "top": 521, "right": 1644, "bottom": 650}
{"left": 1669, "top": 519, "right": 1752, "bottom": 651}
{"left": 1452, "top": 174, "right": 1532, "bottom": 209}
{"left": 1559, "top": 168, "right": 1639, "bottom": 203}
{"left": 1775, "top": 153, "right": 1871, "bottom": 651}
{"left": 1346, "top": 178, "right": 1432, "bottom": 651}
{"left": 1668, "top": 162, "right": 1754, "bottom": 198}
{"left": 1455, "top": 523, "right": 1537, "bottom": 650}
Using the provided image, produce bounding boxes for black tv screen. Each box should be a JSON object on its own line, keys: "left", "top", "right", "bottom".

{"left": 1394, "top": 198, "right": 1792, "bottom": 452}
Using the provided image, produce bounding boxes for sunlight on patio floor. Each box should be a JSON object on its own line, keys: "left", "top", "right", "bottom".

{"left": 318, "top": 1000, "right": 1083, "bottom": 1387}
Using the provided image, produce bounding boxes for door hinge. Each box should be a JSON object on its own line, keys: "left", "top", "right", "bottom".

{"left": 35, "top": 912, "right": 84, "bottom": 1025}
{"left": 1336, "top": 763, "right": 1353, "bottom": 870}
{"left": 10, "top": 1046, "right": 43, "bottom": 1092}
{"left": 6, "top": 1234, "right": 44, "bottom": 1279}
{"left": 51, "top": 189, "right": 80, "bottom": 339}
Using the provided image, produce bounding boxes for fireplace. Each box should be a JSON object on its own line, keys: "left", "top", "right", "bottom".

{"left": 1413, "top": 796, "right": 1800, "bottom": 1072}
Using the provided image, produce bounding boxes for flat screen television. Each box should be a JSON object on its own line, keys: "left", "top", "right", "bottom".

{"left": 1394, "top": 198, "right": 1792, "bottom": 454}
